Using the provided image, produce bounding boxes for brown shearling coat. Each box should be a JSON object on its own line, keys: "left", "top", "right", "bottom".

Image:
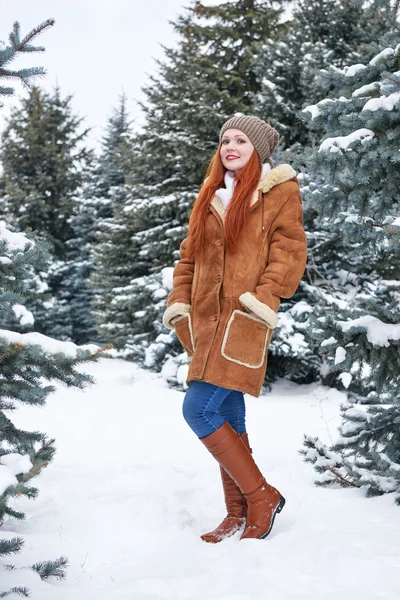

{"left": 162, "top": 164, "right": 307, "bottom": 397}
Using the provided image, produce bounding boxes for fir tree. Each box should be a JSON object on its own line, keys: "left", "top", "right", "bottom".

{"left": 0, "top": 225, "right": 107, "bottom": 594}
{"left": 28, "top": 93, "right": 134, "bottom": 346}
{"left": 0, "top": 19, "right": 108, "bottom": 596}
{"left": 88, "top": 93, "right": 137, "bottom": 345}
{"left": 95, "top": 1, "right": 292, "bottom": 378}
{"left": 0, "top": 85, "right": 93, "bottom": 341}
{"left": 1, "top": 85, "right": 91, "bottom": 259}
{"left": 253, "top": 0, "right": 389, "bottom": 148}
{"left": 134, "top": 0, "right": 286, "bottom": 190}
{"left": 250, "top": 0, "right": 392, "bottom": 387}
{"left": 298, "top": 1, "right": 400, "bottom": 503}
{"left": 45, "top": 181, "right": 98, "bottom": 345}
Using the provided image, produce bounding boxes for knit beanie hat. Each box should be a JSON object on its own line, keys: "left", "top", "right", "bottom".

{"left": 219, "top": 114, "right": 279, "bottom": 164}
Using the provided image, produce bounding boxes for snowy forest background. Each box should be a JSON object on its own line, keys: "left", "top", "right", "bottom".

{"left": 1, "top": 0, "right": 400, "bottom": 595}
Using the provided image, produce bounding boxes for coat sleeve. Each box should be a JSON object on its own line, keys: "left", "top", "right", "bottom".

{"left": 239, "top": 188, "right": 307, "bottom": 329}
{"left": 162, "top": 236, "right": 195, "bottom": 330}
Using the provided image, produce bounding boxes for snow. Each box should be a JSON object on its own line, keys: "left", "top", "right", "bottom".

{"left": 289, "top": 300, "right": 313, "bottom": 317}
{"left": 302, "top": 98, "right": 333, "bottom": 120}
{"left": 334, "top": 347, "right": 346, "bottom": 364}
{"left": 0, "top": 453, "right": 33, "bottom": 476}
{"left": 369, "top": 47, "right": 395, "bottom": 66}
{"left": 0, "top": 225, "right": 34, "bottom": 251}
{"left": 153, "top": 288, "right": 167, "bottom": 300}
{"left": 338, "top": 372, "right": 352, "bottom": 389}
{"left": 0, "top": 328, "right": 100, "bottom": 358}
{"left": 303, "top": 283, "right": 348, "bottom": 311}
{"left": 321, "top": 336, "right": 337, "bottom": 347}
{"left": 162, "top": 266, "right": 174, "bottom": 291}
{"left": 303, "top": 97, "right": 349, "bottom": 120}
{"left": 2, "top": 358, "right": 399, "bottom": 599}
{"left": 12, "top": 304, "right": 35, "bottom": 326}
{"left": 352, "top": 82, "right": 380, "bottom": 97}
{"left": 0, "top": 465, "right": 18, "bottom": 496}
{"left": 319, "top": 129, "right": 374, "bottom": 153}
{"left": 362, "top": 92, "right": 400, "bottom": 112}
{"left": 0, "top": 454, "right": 33, "bottom": 495}
{"left": 262, "top": 78, "right": 276, "bottom": 90}
{"left": 344, "top": 214, "right": 360, "bottom": 223}
{"left": 344, "top": 63, "right": 367, "bottom": 77}
{"left": 338, "top": 316, "right": 400, "bottom": 347}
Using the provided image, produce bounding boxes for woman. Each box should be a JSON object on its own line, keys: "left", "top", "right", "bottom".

{"left": 162, "top": 114, "right": 307, "bottom": 543}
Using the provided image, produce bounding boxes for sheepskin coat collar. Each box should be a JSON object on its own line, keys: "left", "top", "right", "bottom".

{"left": 210, "top": 164, "right": 296, "bottom": 222}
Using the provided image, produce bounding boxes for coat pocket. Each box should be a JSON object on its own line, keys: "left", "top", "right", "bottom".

{"left": 221, "top": 310, "right": 270, "bottom": 369}
{"left": 173, "top": 314, "right": 195, "bottom": 355}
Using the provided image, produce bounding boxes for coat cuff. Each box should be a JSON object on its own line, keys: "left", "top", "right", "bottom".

{"left": 162, "top": 302, "right": 191, "bottom": 330}
{"left": 239, "top": 292, "right": 278, "bottom": 329}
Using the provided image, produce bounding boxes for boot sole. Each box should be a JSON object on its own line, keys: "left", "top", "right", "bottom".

{"left": 259, "top": 495, "right": 286, "bottom": 540}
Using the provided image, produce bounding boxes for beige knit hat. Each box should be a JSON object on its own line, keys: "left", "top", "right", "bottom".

{"left": 219, "top": 114, "right": 279, "bottom": 164}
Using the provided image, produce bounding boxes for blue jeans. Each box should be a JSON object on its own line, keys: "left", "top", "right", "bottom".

{"left": 182, "top": 381, "right": 246, "bottom": 439}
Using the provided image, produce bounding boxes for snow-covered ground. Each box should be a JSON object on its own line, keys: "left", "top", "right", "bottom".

{"left": 2, "top": 358, "right": 399, "bottom": 599}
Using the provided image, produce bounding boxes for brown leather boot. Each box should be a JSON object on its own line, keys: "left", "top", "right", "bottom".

{"left": 199, "top": 421, "right": 285, "bottom": 541}
{"left": 200, "top": 432, "right": 252, "bottom": 543}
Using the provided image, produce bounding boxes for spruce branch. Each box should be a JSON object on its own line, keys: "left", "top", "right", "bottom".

{"left": 9, "top": 19, "right": 55, "bottom": 53}
{"left": 0, "top": 344, "right": 23, "bottom": 361}
{"left": 0, "top": 483, "right": 38, "bottom": 505}
{"left": 17, "top": 461, "right": 49, "bottom": 484}
{"left": 0, "top": 537, "right": 24, "bottom": 556}
{"left": 0, "top": 586, "right": 30, "bottom": 598}
{"left": 29, "top": 555, "right": 68, "bottom": 580}
{"left": 381, "top": 73, "right": 400, "bottom": 87}
{"left": 0, "top": 19, "right": 55, "bottom": 96}
{"left": 326, "top": 465, "right": 362, "bottom": 488}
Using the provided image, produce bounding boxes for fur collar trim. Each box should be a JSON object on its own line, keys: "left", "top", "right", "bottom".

{"left": 257, "top": 163, "right": 296, "bottom": 195}
{"left": 210, "top": 163, "right": 297, "bottom": 219}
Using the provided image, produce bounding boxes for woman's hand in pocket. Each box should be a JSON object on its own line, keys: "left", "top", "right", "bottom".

{"left": 171, "top": 314, "right": 185, "bottom": 326}
{"left": 246, "top": 309, "right": 264, "bottom": 322}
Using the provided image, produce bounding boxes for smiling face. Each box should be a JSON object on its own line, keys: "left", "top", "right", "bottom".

{"left": 220, "top": 128, "right": 255, "bottom": 175}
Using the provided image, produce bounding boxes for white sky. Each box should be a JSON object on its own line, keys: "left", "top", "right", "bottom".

{"left": 0, "top": 0, "right": 187, "bottom": 151}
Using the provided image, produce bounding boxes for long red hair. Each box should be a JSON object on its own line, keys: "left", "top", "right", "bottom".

{"left": 186, "top": 146, "right": 261, "bottom": 259}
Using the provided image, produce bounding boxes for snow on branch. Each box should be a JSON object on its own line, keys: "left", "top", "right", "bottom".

{"left": 369, "top": 47, "right": 395, "bottom": 66}
{"left": 345, "top": 63, "right": 367, "bottom": 77}
{"left": 337, "top": 316, "right": 400, "bottom": 347}
{"left": 362, "top": 92, "right": 400, "bottom": 112}
{"left": 0, "top": 454, "right": 33, "bottom": 495}
{"left": 319, "top": 129, "right": 374, "bottom": 153}
{"left": 0, "top": 329, "right": 101, "bottom": 358}
{"left": 0, "top": 224, "right": 34, "bottom": 251}
{"left": 302, "top": 98, "right": 334, "bottom": 120}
